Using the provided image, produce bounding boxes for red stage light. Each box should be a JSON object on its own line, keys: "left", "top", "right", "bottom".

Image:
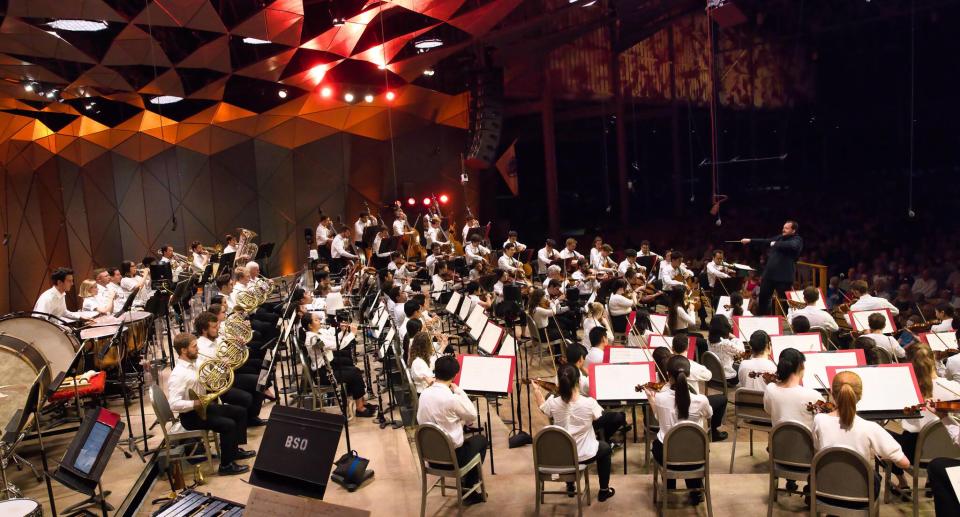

{"left": 385, "top": 91, "right": 396, "bottom": 101}
{"left": 439, "top": 194, "right": 449, "bottom": 204}
{"left": 423, "top": 198, "right": 432, "bottom": 206}
{"left": 407, "top": 197, "right": 416, "bottom": 206}
{"left": 320, "top": 86, "right": 333, "bottom": 98}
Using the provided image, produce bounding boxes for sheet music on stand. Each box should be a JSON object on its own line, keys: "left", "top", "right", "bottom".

{"left": 378, "top": 327, "right": 396, "bottom": 359}
{"left": 466, "top": 309, "right": 488, "bottom": 341}
{"left": 801, "top": 350, "right": 865, "bottom": 389}
{"left": 604, "top": 346, "right": 654, "bottom": 363}
{"left": 649, "top": 314, "right": 668, "bottom": 335}
{"left": 497, "top": 333, "right": 516, "bottom": 357}
{"left": 589, "top": 362, "right": 655, "bottom": 402}
{"left": 455, "top": 355, "right": 516, "bottom": 396}
{"left": 734, "top": 316, "right": 783, "bottom": 340}
{"left": 786, "top": 289, "right": 827, "bottom": 310}
{"left": 847, "top": 309, "right": 897, "bottom": 333}
{"left": 477, "top": 323, "right": 504, "bottom": 356}
{"left": 444, "top": 291, "right": 462, "bottom": 315}
{"left": 923, "top": 331, "right": 959, "bottom": 351}
{"left": 458, "top": 298, "right": 473, "bottom": 322}
{"left": 825, "top": 364, "right": 922, "bottom": 418}
{"left": 771, "top": 333, "right": 823, "bottom": 361}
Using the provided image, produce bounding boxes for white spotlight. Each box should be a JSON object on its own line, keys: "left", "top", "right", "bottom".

{"left": 364, "top": 94, "right": 374, "bottom": 103}
{"left": 344, "top": 92, "right": 355, "bottom": 103}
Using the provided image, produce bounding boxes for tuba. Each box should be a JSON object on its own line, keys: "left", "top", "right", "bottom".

{"left": 233, "top": 228, "right": 258, "bottom": 266}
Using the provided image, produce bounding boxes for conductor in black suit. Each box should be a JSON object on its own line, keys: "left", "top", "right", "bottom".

{"left": 740, "top": 220, "right": 803, "bottom": 316}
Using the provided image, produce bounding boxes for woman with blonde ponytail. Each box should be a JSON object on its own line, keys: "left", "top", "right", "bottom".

{"left": 812, "top": 371, "right": 910, "bottom": 503}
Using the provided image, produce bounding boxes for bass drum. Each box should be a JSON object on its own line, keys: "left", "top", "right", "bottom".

{"left": 0, "top": 499, "right": 42, "bottom": 517}
{"left": 0, "top": 334, "right": 49, "bottom": 431}
{"left": 0, "top": 316, "right": 81, "bottom": 378}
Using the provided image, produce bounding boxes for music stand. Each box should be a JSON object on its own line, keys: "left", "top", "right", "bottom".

{"left": 218, "top": 251, "right": 236, "bottom": 272}
{"left": 54, "top": 407, "right": 125, "bottom": 516}
{"left": 256, "top": 243, "right": 275, "bottom": 277}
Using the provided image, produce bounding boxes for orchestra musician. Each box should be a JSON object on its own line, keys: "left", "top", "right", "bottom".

{"left": 607, "top": 279, "right": 635, "bottom": 334}
{"left": 931, "top": 304, "right": 955, "bottom": 333}
{"left": 570, "top": 259, "right": 599, "bottom": 296}
{"left": 503, "top": 230, "right": 526, "bottom": 254}
{"left": 498, "top": 242, "right": 522, "bottom": 276}
{"left": 786, "top": 286, "right": 838, "bottom": 332}
{"left": 644, "top": 355, "right": 712, "bottom": 505}
{"left": 714, "top": 291, "right": 750, "bottom": 323}
{"left": 354, "top": 209, "right": 378, "bottom": 249}
{"left": 739, "top": 220, "right": 803, "bottom": 316}
{"left": 589, "top": 236, "right": 604, "bottom": 267}
{"left": 301, "top": 311, "right": 376, "bottom": 417}
{"left": 582, "top": 302, "right": 614, "bottom": 351}
{"left": 464, "top": 235, "right": 490, "bottom": 267}
{"left": 118, "top": 260, "right": 147, "bottom": 311}
{"left": 423, "top": 215, "right": 443, "bottom": 248}
{"left": 79, "top": 279, "right": 113, "bottom": 315}
{"left": 190, "top": 240, "right": 210, "bottom": 272}
{"left": 532, "top": 362, "right": 618, "bottom": 503}
{"left": 847, "top": 280, "right": 900, "bottom": 316}
{"left": 223, "top": 234, "right": 238, "bottom": 255}
{"left": 537, "top": 239, "right": 560, "bottom": 277}
{"left": 461, "top": 215, "right": 480, "bottom": 244}
{"left": 658, "top": 252, "right": 690, "bottom": 292}
{"left": 737, "top": 331, "right": 777, "bottom": 391}
{"left": 591, "top": 244, "right": 617, "bottom": 276}
{"left": 669, "top": 335, "right": 728, "bottom": 441}
{"left": 705, "top": 249, "right": 734, "bottom": 309}
{"left": 330, "top": 226, "right": 359, "bottom": 274}
{"left": 167, "top": 333, "right": 254, "bottom": 476}
{"left": 559, "top": 238, "right": 584, "bottom": 261}
{"left": 618, "top": 249, "right": 639, "bottom": 275}
{"left": 706, "top": 315, "right": 744, "bottom": 386}
{"left": 194, "top": 312, "right": 267, "bottom": 426}
{"left": 861, "top": 312, "right": 905, "bottom": 360}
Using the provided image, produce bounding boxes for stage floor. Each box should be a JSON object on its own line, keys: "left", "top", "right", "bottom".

{"left": 6, "top": 350, "right": 937, "bottom": 516}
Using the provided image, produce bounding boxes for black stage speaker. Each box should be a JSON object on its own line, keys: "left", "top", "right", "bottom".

{"left": 464, "top": 68, "right": 503, "bottom": 170}
{"left": 249, "top": 405, "right": 344, "bottom": 499}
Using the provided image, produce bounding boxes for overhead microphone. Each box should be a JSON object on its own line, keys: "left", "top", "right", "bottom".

{"left": 171, "top": 216, "right": 177, "bottom": 231}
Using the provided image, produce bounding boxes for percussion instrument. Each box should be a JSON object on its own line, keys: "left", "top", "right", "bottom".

{"left": 0, "top": 498, "right": 42, "bottom": 517}
{"left": 0, "top": 316, "right": 81, "bottom": 380}
{"left": 0, "top": 334, "right": 48, "bottom": 429}
{"left": 80, "top": 323, "right": 123, "bottom": 370}
{"left": 121, "top": 310, "right": 153, "bottom": 353}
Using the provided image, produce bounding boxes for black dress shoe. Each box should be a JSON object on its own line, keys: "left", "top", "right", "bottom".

{"left": 463, "top": 493, "right": 484, "bottom": 506}
{"left": 711, "top": 430, "right": 728, "bottom": 442}
{"left": 236, "top": 449, "right": 257, "bottom": 460}
{"left": 248, "top": 417, "right": 268, "bottom": 427}
{"left": 218, "top": 463, "right": 250, "bottom": 476}
{"left": 355, "top": 407, "right": 377, "bottom": 417}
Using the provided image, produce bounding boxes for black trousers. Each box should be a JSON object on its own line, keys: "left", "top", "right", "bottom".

{"left": 707, "top": 394, "right": 727, "bottom": 432}
{"left": 428, "top": 434, "right": 487, "bottom": 489}
{"left": 653, "top": 439, "right": 703, "bottom": 490}
{"left": 890, "top": 430, "right": 918, "bottom": 476}
{"left": 928, "top": 457, "right": 960, "bottom": 516}
{"left": 593, "top": 411, "right": 627, "bottom": 442}
{"left": 757, "top": 277, "right": 792, "bottom": 316}
{"left": 334, "top": 364, "right": 367, "bottom": 400}
{"left": 222, "top": 373, "right": 265, "bottom": 423}
{"left": 581, "top": 441, "right": 612, "bottom": 490}
{"left": 179, "top": 404, "right": 247, "bottom": 465}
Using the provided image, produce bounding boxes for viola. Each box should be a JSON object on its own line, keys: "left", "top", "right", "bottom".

{"left": 748, "top": 371, "right": 778, "bottom": 384}
{"left": 635, "top": 381, "right": 667, "bottom": 392}
{"left": 806, "top": 400, "right": 837, "bottom": 415}
{"left": 523, "top": 378, "right": 559, "bottom": 396}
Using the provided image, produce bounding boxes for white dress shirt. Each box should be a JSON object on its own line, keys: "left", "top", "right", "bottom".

{"left": 354, "top": 217, "right": 376, "bottom": 241}
{"left": 911, "top": 277, "right": 938, "bottom": 298}
{"left": 591, "top": 254, "right": 616, "bottom": 274}
{"left": 737, "top": 358, "right": 777, "bottom": 390}
{"left": 331, "top": 234, "right": 358, "bottom": 259}
{"left": 607, "top": 293, "right": 634, "bottom": 317}
{"left": 224, "top": 244, "right": 237, "bottom": 254}
{"left": 585, "top": 346, "right": 605, "bottom": 369}
{"left": 813, "top": 413, "right": 906, "bottom": 465}
{"left": 539, "top": 395, "right": 603, "bottom": 461}
{"left": 763, "top": 383, "right": 823, "bottom": 429}
{"left": 503, "top": 239, "right": 526, "bottom": 253}
{"left": 618, "top": 259, "right": 637, "bottom": 275}
{"left": 410, "top": 356, "right": 436, "bottom": 393}
{"left": 864, "top": 333, "right": 906, "bottom": 359}
{"left": 192, "top": 252, "right": 208, "bottom": 271}
{"left": 705, "top": 261, "right": 732, "bottom": 288}
{"left": 581, "top": 317, "right": 612, "bottom": 350}
{"left": 464, "top": 243, "right": 489, "bottom": 266}
{"left": 537, "top": 247, "right": 558, "bottom": 275}
{"left": 715, "top": 305, "right": 752, "bottom": 323}
{"left": 850, "top": 294, "right": 899, "bottom": 316}
{"left": 167, "top": 358, "right": 202, "bottom": 415}
{"left": 708, "top": 336, "right": 745, "bottom": 380}
{"left": 932, "top": 318, "right": 954, "bottom": 333}
{"left": 416, "top": 383, "right": 478, "bottom": 448}
{"left": 945, "top": 354, "right": 960, "bottom": 382}
{"left": 34, "top": 286, "right": 87, "bottom": 322}
{"left": 196, "top": 335, "right": 219, "bottom": 366}
{"left": 315, "top": 223, "right": 332, "bottom": 246}
{"left": 570, "top": 271, "right": 598, "bottom": 295}
{"left": 531, "top": 306, "right": 556, "bottom": 330}
{"left": 658, "top": 262, "right": 687, "bottom": 290}
{"left": 901, "top": 378, "right": 960, "bottom": 433}
{"left": 787, "top": 305, "right": 839, "bottom": 331}
{"left": 651, "top": 386, "right": 712, "bottom": 442}
{"left": 372, "top": 234, "right": 393, "bottom": 259}
{"left": 559, "top": 248, "right": 583, "bottom": 261}
{"left": 497, "top": 254, "right": 520, "bottom": 274}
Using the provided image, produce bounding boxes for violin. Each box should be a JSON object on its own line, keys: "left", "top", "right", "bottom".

{"left": 786, "top": 299, "right": 807, "bottom": 310}
{"left": 903, "top": 399, "right": 960, "bottom": 414}
{"left": 806, "top": 400, "right": 837, "bottom": 415}
{"left": 635, "top": 381, "right": 667, "bottom": 392}
{"left": 748, "top": 371, "right": 778, "bottom": 384}
{"left": 523, "top": 378, "right": 559, "bottom": 396}
{"left": 904, "top": 319, "right": 942, "bottom": 332}
{"left": 934, "top": 349, "right": 960, "bottom": 362}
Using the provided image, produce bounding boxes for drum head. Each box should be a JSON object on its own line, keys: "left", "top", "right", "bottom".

{"left": 0, "top": 316, "right": 80, "bottom": 378}
{"left": 121, "top": 310, "right": 153, "bottom": 323}
{"left": 0, "top": 498, "right": 42, "bottom": 517}
{"left": 0, "top": 337, "right": 47, "bottom": 431}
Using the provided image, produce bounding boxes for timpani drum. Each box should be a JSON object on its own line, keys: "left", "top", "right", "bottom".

{"left": 80, "top": 324, "right": 123, "bottom": 370}
{"left": 0, "top": 334, "right": 48, "bottom": 429}
{"left": 122, "top": 310, "right": 153, "bottom": 353}
{"left": 0, "top": 499, "right": 43, "bottom": 517}
{"left": 0, "top": 315, "right": 81, "bottom": 378}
